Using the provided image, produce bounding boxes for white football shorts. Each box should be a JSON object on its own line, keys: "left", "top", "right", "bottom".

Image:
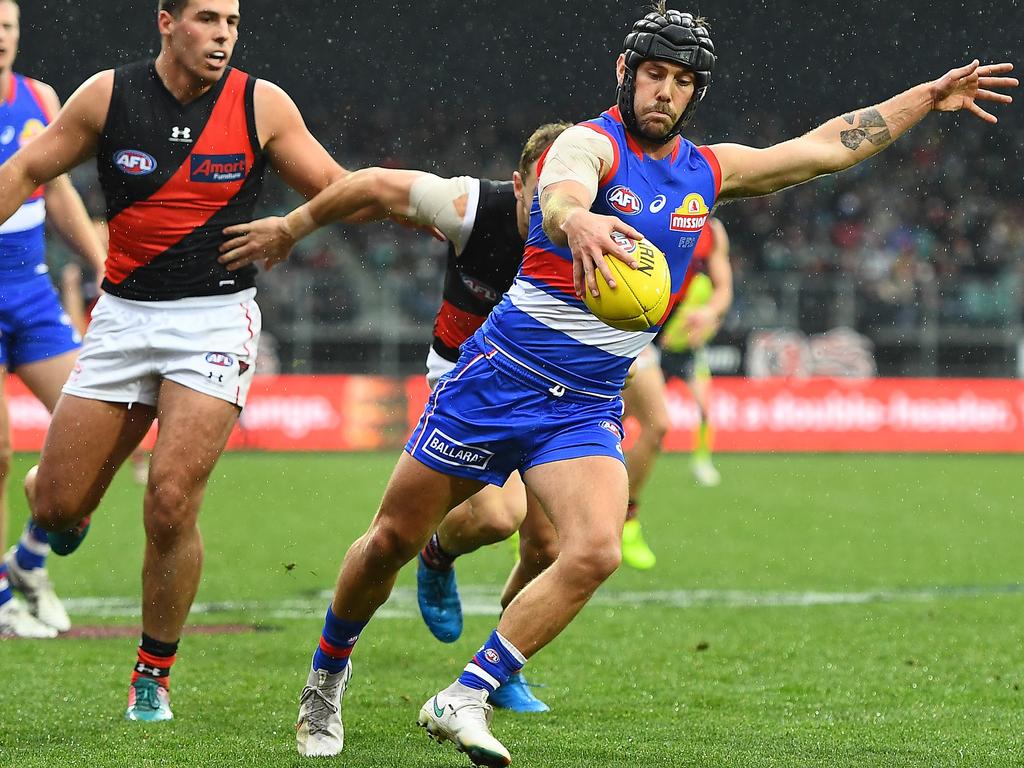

{"left": 426, "top": 346, "right": 457, "bottom": 391}
{"left": 64, "top": 288, "right": 261, "bottom": 408}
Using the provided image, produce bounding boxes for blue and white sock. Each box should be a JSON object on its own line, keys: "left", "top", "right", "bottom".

{"left": 311, "top": 605, "right": 368, "bottom": 675}
{"left": 15, "top": 523, "right": 50, "bottom": 571}
{"left": 0, "top": 563, "right": 13, "bottom": 608}
{"left": 457, "top": 629, "right": 527, "bottom": 694}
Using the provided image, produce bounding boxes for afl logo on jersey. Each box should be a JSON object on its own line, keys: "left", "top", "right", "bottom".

{"left": 669, "top": 193, "right": 709, "bottom": 232}
{"left": 190, "top": 154, "right": 247, "bottom": 183}
{"left": 606, "top": 185, "right": 643, "bottom": 215}
{"left": 114, "top": 149, "right": 157, "bottom": 176}
{"left": 460, "top": 275, "right": 498, "bottom": 303}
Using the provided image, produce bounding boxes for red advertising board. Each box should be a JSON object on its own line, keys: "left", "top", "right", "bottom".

{"left": 6, "top": 375, "right": 1024, "bottom": 453}
{"left": 656, "top": 377, "right": 1024, "bottom": 452}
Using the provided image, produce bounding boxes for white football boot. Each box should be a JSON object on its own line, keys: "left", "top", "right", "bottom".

{"left": 418, "top": 683, "right": 511, "bottom": 767}
{"left": 4, "top": 547, "right": 71, "bottom": 632}
{"left": 0, "top": 596, "right": 58, "bottom": 638}
{"left": 296, "top": 663, "right": 352, "bottom": 757}
{"left": 691, "top": 456, "right": 721, "bottom": 487}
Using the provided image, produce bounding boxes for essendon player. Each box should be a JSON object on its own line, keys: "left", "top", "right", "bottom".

{"left": 220, "top": 123, "right": 569, "bottom": 729}
{"left": 0, "top": 0, "right": 347, "bottom": 721}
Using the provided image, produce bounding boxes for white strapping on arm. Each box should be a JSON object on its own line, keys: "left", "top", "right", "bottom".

{"left": 537, "top": 125, "right": 614, "bottom": 202}
{"left": 407, "top": 174, "right": 480, "bottom": 254}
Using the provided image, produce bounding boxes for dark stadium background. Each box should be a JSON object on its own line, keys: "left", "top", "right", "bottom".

{"left": 17, "top": 1, "right": 1024, "bottom": 376}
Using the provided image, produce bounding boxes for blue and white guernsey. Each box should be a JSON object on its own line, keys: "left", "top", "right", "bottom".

{"left": 0, "top": 72, "right": 52, "bottom": 282}
{"left": 476, "top": 106, "right": 721, "bottom": 398}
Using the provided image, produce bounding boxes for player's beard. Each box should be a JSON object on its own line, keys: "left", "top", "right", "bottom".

{"left": 636, "top": 104, "right": 678, "bottom": 141}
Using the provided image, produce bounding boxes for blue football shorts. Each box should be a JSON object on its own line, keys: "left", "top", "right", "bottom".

{"left": 0, "top": 272, "right": 80, "bottom": 370}
{"left": 406, "top": 337, "right": 626, "bottom": 486}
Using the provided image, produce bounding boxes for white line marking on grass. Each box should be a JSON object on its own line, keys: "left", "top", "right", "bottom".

{"left": 59, "top": 583, "right": 1023, "bottom": 620}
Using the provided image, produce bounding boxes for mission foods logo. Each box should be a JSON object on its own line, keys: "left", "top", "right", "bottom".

{"left": 190, "top": 154, "right": 247, "bottom": 183}
{"left": 114, "top": 149, "right": 157, "bottom": 176}
{"left": 669, "top": 192, "right": 709, "bottom": 232}
{"left": 422, "top": 428, "right": 494, "bottom": 470}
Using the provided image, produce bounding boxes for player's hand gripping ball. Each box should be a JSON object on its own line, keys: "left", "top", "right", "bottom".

{"left": 584, "top": 233, "right": 671, "bottom": 331}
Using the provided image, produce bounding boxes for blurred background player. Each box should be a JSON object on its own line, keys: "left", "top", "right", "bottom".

{"left": 0, "top": 0, "right": 107, "bottom": 639}
{"left": 617, "top": 216, "right": 731, "bottom": 570}
{"left": 0, "top": 0, "right": 351, "bottom": 721}
{"left": 661, "top": 216, "right": 732, "bottom": 488}
{"left": 221, "top": 122, "right": 571, "bottom": 715}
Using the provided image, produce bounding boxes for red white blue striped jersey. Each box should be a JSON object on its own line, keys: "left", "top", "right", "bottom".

{"left": 477, "top": 106, "right": 721, "bottom": 397}
{"left": 0, "top": 72, "right": 53, "bottom": 282}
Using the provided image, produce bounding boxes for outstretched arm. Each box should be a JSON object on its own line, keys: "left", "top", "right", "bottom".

{"left": 0, "top": 72, "right": 110, "bottom": 225}
{"left": 34, "top": 82, "right": 107, "bottom": 278}
{"left": 219, "top": 168, "right": 471, "bottom": 271}
{"left": 713, "top": 61, "right": 1016, "bottom": 199}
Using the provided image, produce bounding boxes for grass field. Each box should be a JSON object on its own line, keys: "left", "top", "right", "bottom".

{"left": 1, "top": 452, "right": 1022, "bottom": 768}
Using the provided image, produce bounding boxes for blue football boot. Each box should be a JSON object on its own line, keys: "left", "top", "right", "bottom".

{"left": 416, "top": 554, "right": 463, "bottom": 643}
{"left": 489, "top": 673, "right": 550, "bottom": 713}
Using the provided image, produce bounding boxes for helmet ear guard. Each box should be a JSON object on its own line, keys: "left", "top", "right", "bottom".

{"left": 616, "top": 9, "right": 716, "bottom": 144}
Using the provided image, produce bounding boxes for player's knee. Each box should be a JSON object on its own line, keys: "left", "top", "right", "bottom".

{"left": 476, "top": 508, "right": 522, "bottom": 543}
{"left": 520, "top": 531, "right": 559, "bottom": 571}
{"left": 363, "top": 517, "right": 422, "bottom": 569}
{"left": 639, "top": 414, "right": 670, "bottom": 448}
{"left": 144, "top": 474, "right": 200, "bottom": 546}
{"left": 561, "top": 537, "right": 621, "bottom": 587}
{"left": 29, "top": 465, "right": 86, "bottom": 531}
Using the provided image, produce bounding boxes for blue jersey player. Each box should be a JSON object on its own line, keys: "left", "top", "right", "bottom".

{"left": 0, "top": 0, "right": 106, "bottom": 639}
{"left": 276, "top": 7, "right": 1014, "bottom": 765}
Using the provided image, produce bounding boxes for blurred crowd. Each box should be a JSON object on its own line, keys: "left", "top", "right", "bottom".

{"left": 244, "top": 113, "right": 1024, "bottom": 339}
{"left": 58, "top": 107, "right": 1022, "bottom": 371}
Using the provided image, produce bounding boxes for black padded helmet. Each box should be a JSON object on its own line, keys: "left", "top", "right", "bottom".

{"left": 617, "top": 9, "right": 716, "bottom": 143}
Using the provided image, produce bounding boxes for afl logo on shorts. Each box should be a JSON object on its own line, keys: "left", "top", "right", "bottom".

{"left": 114, "top": 149, "right": 157, "bottom": 176}
{"left": 606, "top": 185, "right": 643, "bottom": 215}
{"left": 205, "top": 352, "right": 235, "bottom": 367}
{"left": 599, "top": 420, "right": 623, "bottom": 440}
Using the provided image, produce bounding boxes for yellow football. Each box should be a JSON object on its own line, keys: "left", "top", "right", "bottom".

{"left": 583, "top": 235, "right": 671, "bottom": 331}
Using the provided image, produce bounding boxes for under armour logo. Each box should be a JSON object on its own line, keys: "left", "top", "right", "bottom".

{"left": 548, "top": 384, "right": 566, "bottom": 398}
{"left": 170, "top": 126, "right": 192, "bottom": 142}
{"left": 134, "top": 662, "right": 167, "bottom": 677}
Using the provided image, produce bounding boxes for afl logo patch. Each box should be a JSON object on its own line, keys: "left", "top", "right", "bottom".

{"left": 460, "top": 274, "right": 498, "bottom": 303}
{"left": 205, "top": 352, "right": 235, "bottom": 367}
{"left": 606, "top": 185, "right": 643, "bottom": 215}
{"left": 114, "top": 149, "right": 157, "bottom": 176}
{"left": 610, "top": 231, "right": 639, "bottom": 254}
{"left": 483, "top": 649, "right": 501, "bottom": 664}
{"left": 190, "top": 154, "right": 247, "bottom": 183}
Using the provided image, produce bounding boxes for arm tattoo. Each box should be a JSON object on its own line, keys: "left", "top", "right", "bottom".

{"left": 839, "top": 107, "right": 892, "bottom": 150}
